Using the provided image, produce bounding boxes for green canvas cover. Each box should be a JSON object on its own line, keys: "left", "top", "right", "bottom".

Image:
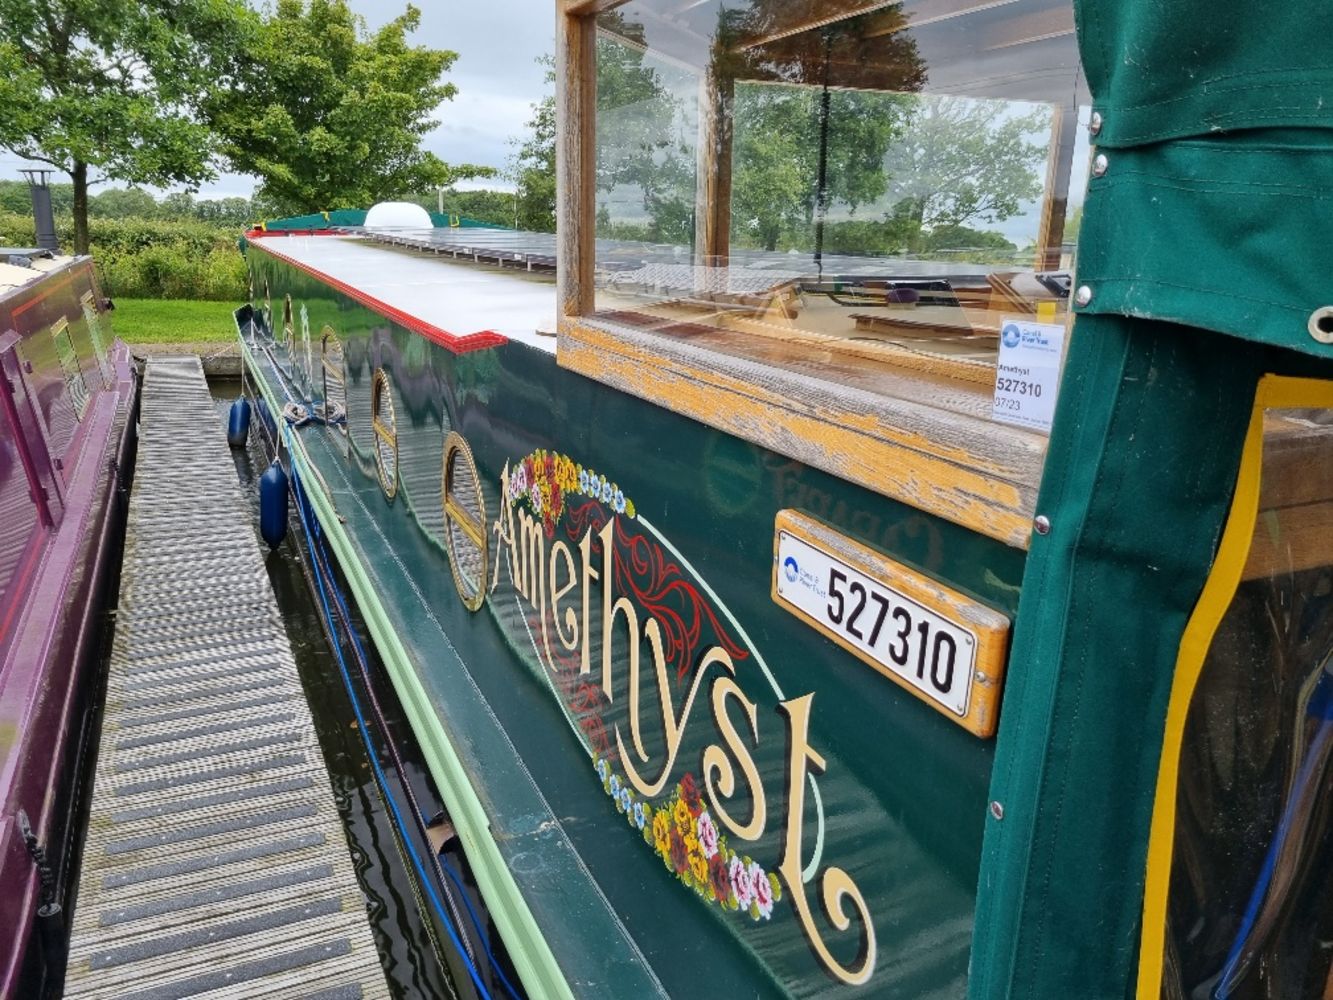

{"left": 1073, "top": 0, "right": 1333, "bottom": 360}
{"left": 971, "top": 2, "right": 1333, "bottom": 997}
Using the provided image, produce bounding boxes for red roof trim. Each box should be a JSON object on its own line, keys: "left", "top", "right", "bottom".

{"left": 249, "top": 237, "right": 508, "bottom": 356}
{"left": 244, "top": 228, "right": 345, "bottom": 239}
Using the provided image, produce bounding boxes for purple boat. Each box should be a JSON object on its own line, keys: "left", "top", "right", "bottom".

{"left": 0, "top": 246, "right": 135, "bottom": 997}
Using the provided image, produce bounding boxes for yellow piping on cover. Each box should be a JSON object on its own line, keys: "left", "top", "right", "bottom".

{"left": 1137, "top": 374, "right": 1333, "bottom": 997}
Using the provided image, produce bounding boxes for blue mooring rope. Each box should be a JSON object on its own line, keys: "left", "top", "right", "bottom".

{"left": 296, "top": 460, "right": 523, "bottom": 1000}
{"left": 284, "top": 429, "right": 498, "bottom": 1000}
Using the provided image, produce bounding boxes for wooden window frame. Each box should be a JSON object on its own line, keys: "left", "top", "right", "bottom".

{"left": 553, "top": 0, "right": 1047, "bottom": 549}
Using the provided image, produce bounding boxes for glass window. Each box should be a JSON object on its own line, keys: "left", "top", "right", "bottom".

{"left": 371, "top": 367, "right": 398, "bottom": 499}
{"left": 50, "top": 318, "right": 89, "bottom": 421}
{"left": 1162, "top": 406, "right": 1333, "bottom": 998}
{"left": 590, "top": 0, "right": 1088, "bottom": 395}
{"left": 80, "top": 292, "right": 112, "bottom": 388}
{"left": 0, "top": 401, "right": 39, "bottom": 628}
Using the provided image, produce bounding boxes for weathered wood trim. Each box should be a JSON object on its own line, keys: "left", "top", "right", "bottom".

{"left": 556, "top": 5, "right": 596, "bottom": 318}
{"left": 1035, "top": 102, "right": 1078, "bottom": 272}
{"left": 558, "top": 316, "right": 1045, "bottom": 547}
{"left": 563, "top": 0, "right": 629, "bottom": 14}
{"left": 693, "top": 70, "right": 733, "bottom": 268}
{"left": 773, "top": 509, "right": 1011, "bottom": 737}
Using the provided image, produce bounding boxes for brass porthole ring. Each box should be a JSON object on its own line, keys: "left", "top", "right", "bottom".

{"left": 442, "top": 431, "right": 488, "bottom": 612}
{"left": 371, "top": 368, "right": 398, "bottom": 500}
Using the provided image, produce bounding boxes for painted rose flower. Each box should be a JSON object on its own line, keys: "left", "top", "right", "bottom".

{"left": 696, "top": 811, "right": 719, "bottom": 859}
{"left": 595, "top": 758, "right": 609, "bottom": 781}
{"left": 579, "top": 469, "right": 589, "bottom": 493}
{"left": 613, "top": 488, "right": 626, "bottom": 514}
{"left": 584, "top": 469, "right": 596, "bottom": 493}
{"left": 672, "top": 797, "right": 693, "bottom": 837}
{"left": 679, "top": 773, "right": 703, "bottom": 817}
{"left": 652, "top": 811, "right": 671, "bottom": 857}
{"left": 729, "top": 855, "right": 754, "bottom": 910}
{"left": 618, "top": 786, "right": 632, "bottom": 814}
{"left": 669, "top": 829, "right": 689, "bottom": 875}
{"left": 749, "top": 862, "right": 773, "bottom": 920}
{"left": 609, "top": 774, "right": 621, "bottom": 799}
{"left": 708, "top": 852, "right": 731, "bottom": 903}
{"left": 601, "top": 479, "right": 613, "bottom": 503}
{"left": 632, "top": 800, "right": 646, "bottom": 830}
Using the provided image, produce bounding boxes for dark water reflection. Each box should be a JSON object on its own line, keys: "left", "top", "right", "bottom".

{"left": 210, "top": 378, "right": 456, "bottom": 1000}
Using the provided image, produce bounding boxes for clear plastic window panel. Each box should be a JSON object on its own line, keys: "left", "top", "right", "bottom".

{"left": 592, "top": 0, "right": 1089, "bottom": 391}
{"left": 1165, "top": 407, "right": 1333, "bottom": 999}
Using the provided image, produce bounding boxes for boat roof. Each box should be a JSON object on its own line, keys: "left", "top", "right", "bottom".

{"left": 247, "top": 233, "right": 559, "bottom": 353}
{"left": 0, "top": 252, "right": 78, "bottom": 296}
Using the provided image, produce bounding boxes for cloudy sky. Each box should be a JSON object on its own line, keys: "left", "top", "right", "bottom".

{"left": 0, "top": 0, "right": 556, "bottom": 198}
{"left": 322, "top": 0, "right": 556, "bottom": 198}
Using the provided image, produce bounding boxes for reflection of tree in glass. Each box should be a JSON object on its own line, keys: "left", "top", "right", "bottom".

{"left": 883, "top": 97, "right": 1048, "bottom": 245}
{"left": 594, "top": 15, "right": 695, "bottom": 245}
{"left": 730, "top": 86, "right": 914, "bottom": 252}
{"left": 719, "top": 2, "right": 925, "bottom": 254}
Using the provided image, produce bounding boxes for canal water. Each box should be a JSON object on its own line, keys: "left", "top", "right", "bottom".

{"left": 210, "top": 378, "right": 457, "bottom": 1000}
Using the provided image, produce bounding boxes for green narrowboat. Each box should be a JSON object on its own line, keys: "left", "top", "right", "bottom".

{"left": 237, "top": 0, "right": 1333, "bottom": 996}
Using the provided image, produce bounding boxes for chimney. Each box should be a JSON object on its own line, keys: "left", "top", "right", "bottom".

{"left": 21, "top": 169, "right": 59, "bottom": 253}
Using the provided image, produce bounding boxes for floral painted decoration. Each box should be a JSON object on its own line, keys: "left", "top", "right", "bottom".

{"left": 509, "top": 450, "right": 636, "bottom": 537}
{"left": 595, "top": 755, "right": 781, "bottom": 922}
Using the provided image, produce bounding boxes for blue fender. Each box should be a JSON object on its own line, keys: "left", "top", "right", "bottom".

{"left": 259, "top": 459, "right": 288, "bottom": 549}
{"left": 227, "top": 397, "right": 251, "bottom": 449}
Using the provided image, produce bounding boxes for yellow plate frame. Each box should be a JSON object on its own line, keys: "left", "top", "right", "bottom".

{"left": 1137, "top": 373, "right": 1333, "bottom": 996}
{"left": 772, "top": 509, "right": 1010, "bottom": 737}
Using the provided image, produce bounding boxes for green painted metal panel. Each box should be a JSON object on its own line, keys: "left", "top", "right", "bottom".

{"left": 242, "top": 245, "right": 1024, "bottom": 998}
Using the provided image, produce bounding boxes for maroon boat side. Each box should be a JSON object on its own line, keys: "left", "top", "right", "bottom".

{"left": 0, "top": 253, "right": 136, "bottom": 997}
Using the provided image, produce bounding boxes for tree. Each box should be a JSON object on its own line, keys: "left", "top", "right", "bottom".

{"left": 207, "top": 0, "right": 479, "bottom": 215}
{"left": 0, "top": 178, "right": 74, "bottom": 216}
{"left": 0, "top": 0, "right": 246, "bottom": 251}
{"left": 510, "top": 57, "right": 556, "bottom": 233}
{"left": 90, "top": 187, "right": 161, "bottom": 219}
{"left": 193, "top": 196, "right": 256, "bottom": 227}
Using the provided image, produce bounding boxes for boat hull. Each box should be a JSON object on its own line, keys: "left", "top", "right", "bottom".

{"left": 0, "top": 258, "right": 136, "bottom": 998}
{"left": 242, "top": 238, "right": 1024, "bottom": 998}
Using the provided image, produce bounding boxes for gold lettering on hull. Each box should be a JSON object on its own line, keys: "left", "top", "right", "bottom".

{"left": 492, "top": 462, "right": 874, "bottom": 984}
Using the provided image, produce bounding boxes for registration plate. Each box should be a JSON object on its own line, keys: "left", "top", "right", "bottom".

{"left": 772, "top": 511, "right": 1010, "bottom": 736}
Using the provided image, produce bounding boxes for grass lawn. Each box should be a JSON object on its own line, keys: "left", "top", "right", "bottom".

{"left": 111, "top": 298, "right": 236, "bottom": 344}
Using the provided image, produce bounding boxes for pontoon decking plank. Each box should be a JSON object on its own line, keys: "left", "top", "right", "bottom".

{"left": 65, "top": 356, "right": 388, "bottom": 1000}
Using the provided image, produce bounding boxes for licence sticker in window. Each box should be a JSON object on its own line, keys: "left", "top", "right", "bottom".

{"left": 772, "top": 510, "right": 1010, "bottom": 737}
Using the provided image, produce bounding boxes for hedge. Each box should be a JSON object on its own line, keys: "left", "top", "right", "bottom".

{"left": 0, "top": 211, "right": 245, "bottom": 301}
